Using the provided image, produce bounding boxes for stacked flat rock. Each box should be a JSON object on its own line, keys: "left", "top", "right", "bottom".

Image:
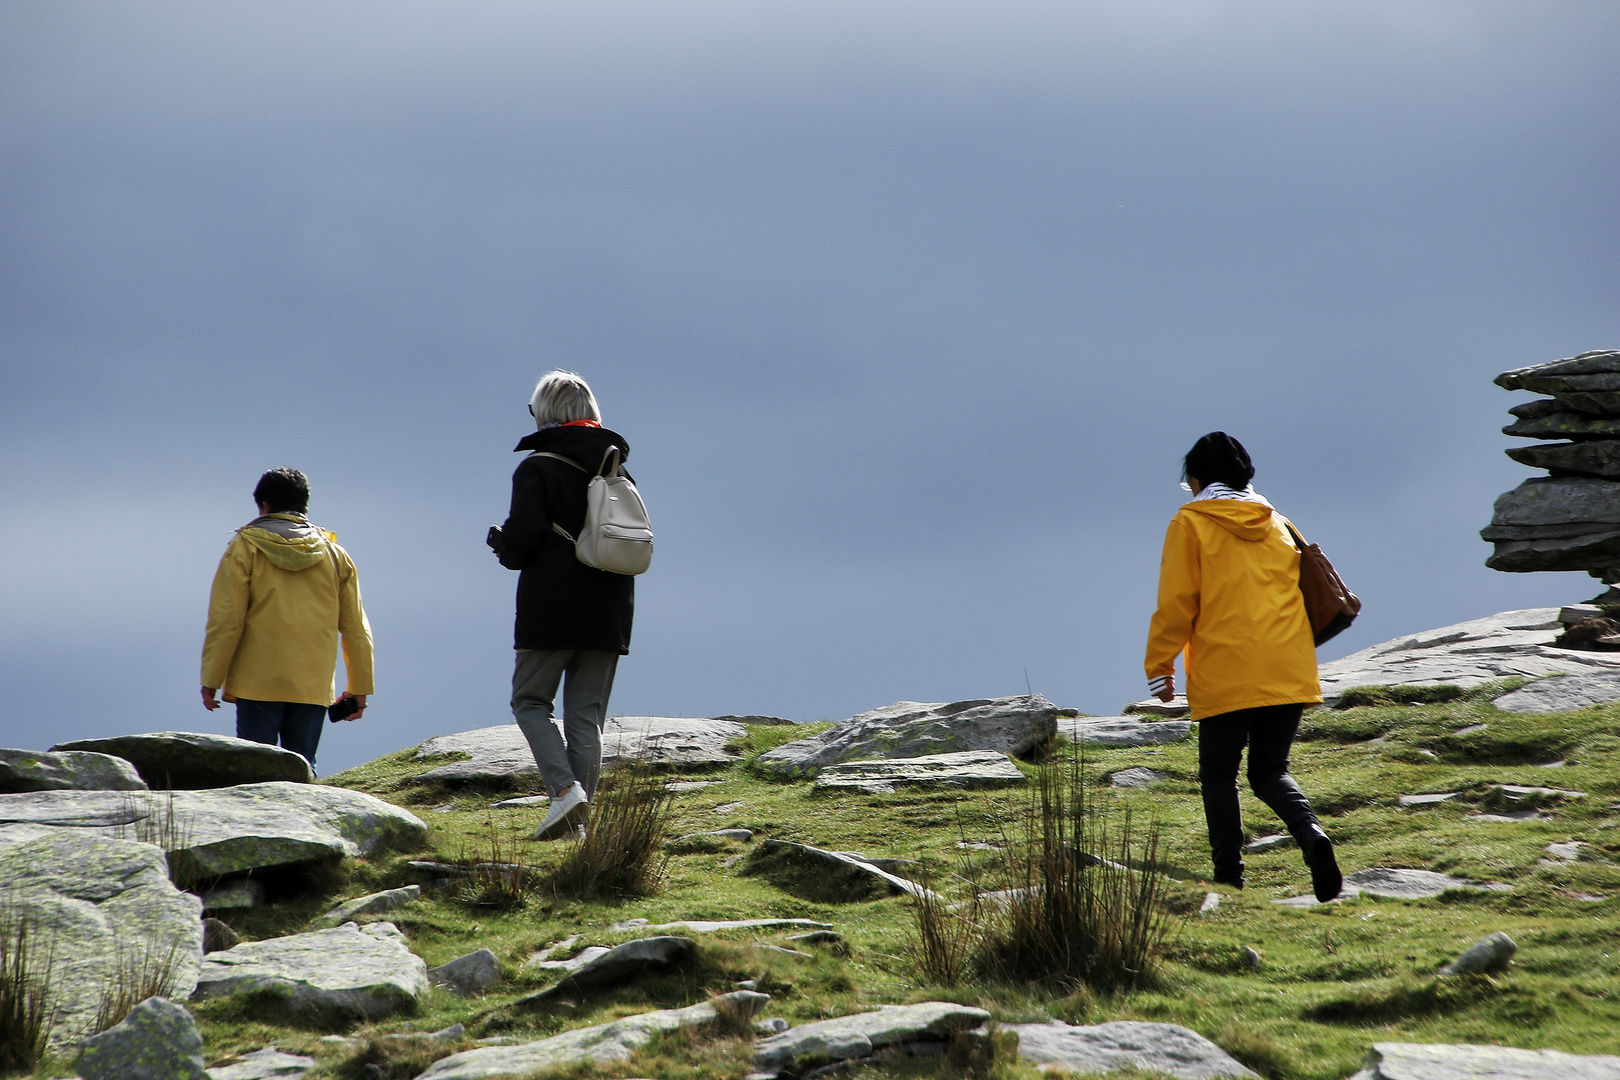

{"left": 1485, "top": 350, "right": 1620, "bottom": 577}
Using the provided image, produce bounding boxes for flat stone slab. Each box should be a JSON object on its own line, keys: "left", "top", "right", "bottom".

{"left": 0, "top": 747, "right": 146, "bottom": 793}
{"left": 0, "top": 783, "right": 427, "bottom": 877}
{"left": 1058, "top": 716, "right": 1192, "bottom": 747}
{"left": 51, "top": 732, "right": 314, "bottom": 788}
{"left": 313, "top": 885, "right": 421, "bottom": 930}
{"left": 1348, "top": 1041, "right": 1620, "bottom": 1080}
{"left": 753, "top": 1002, "right": 991, "bottom": 1075}
{"left": 1317, "top": 608, "right": 1620, "bottom": 705}
{"left": 1275, "top": 867, "right": 1511, "bottom": 906}
{"left": 812, "top": 750, "right": 1026, "bottom": 794}
{"left": 414, "top": 717, "right": 748, "bottom": 782}
{"left": 753, "top": 839, "right": 938, "bottom": 901}
{"left": 609, "top": 917, "right": 833, "bottom": 934}
{"left": 1400, "top": 792, "right": 1462, "bottom": 807}
{"left": 418, "top": 991, "right": 769, "bottom": 1080}
{"left": 193, "top": 921, "right": 428, "bottom": 1020}
{"left": 1244, "top": 834, "right": 1294, "bottom": 854}
{"left": 512, "top": 936, "right": 695, "bottom": 1008}
{"left": 712, "top": 714, "right": 797, "bottom": 725}
{"left": 1008, "top": 1020, "right": 1257, "bottom": 1079}
{"left": 208, "top": 1046, "right": 318, "bottom": 1080}
{"left": 1494, "top": 670, "right": 1620, "bottom": 713}
{"left": 1109, "top": 767, "right": 1169, "bottom": 788}
{"left": 1123, "top": 696, "right": 1191, "bottom": 717}
{"left": 526, "top": 945, "right": 611, "bottom": 971}
{"left": 0, "top": 831, "right": 202, "bottom": 1048}
{"left": 756, "top": 694, "right": 1060, "bottom": 779}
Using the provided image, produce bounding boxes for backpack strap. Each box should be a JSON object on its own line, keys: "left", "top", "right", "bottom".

{"left": 531, "top": 451, "right": 587, "bottom": 472}
{"left": 595, "top": 446, "right": 621, "bottom": 478}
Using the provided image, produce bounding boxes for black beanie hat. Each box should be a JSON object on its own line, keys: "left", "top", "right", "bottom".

{"left": 1183, "top": 432, "right": 1255, "bottom": 490}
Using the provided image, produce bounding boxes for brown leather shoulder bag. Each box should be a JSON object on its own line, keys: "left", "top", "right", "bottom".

{"left": 1284, "top": 521, "right": 1362, "bottom": 646}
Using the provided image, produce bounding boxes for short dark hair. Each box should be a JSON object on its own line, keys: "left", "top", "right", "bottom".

{"left": 1182, "top": 432, "right": 1255, "bottom": 490}
{"left": 253, "top": 468, "right": 310, "bottom": 514}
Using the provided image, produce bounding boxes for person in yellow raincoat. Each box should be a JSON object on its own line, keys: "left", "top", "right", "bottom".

{"left": 200, "top": 468, "right": 374, "bottom": 768}
{"left": 1144, "top": 432, "right": 1341, "bottom": 902}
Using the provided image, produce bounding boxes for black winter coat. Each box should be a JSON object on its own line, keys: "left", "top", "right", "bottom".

{"left": 497, "top": 425, "right": 635, "bottom": 653}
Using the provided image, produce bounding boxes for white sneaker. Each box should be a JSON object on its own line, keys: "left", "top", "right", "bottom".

{"left": 532, "top": 782, "right": 589, "bottom": 841}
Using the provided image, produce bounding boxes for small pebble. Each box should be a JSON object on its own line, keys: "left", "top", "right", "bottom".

{"left": 1240, "top": 946, "right": 1261, "bottom": 969}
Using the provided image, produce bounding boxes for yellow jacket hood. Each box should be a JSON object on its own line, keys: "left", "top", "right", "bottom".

{"left": 1179, "top": 499, "right": 1279, "bottom": 542}
{"left": 237, "top": 514, "right": 333, "bottom": 572}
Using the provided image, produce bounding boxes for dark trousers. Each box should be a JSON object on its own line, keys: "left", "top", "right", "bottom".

{"left": 1197, "top": 703, "right": 1324, "bottom": 879}
{"left": 236, "top": 699, "right": 326, "bottom": 767}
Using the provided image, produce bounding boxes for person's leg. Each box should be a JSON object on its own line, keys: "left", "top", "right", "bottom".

{"left": 1197, "top": 712, "right": 1250, "bottom": 885}
{"left": 1243, "top": 704, "right": 1326, "bottom": 846}
{"left": 512, "top": 649, "right": 578, "bottom": 796}
{"left": 235, "top": 699, "right": 283, "bottom": 747}
{"left": 278, "top": 703, "right": 328, "bottom": 768}
{"left": 560, "top": 651, "right": 620, "bottom": 798}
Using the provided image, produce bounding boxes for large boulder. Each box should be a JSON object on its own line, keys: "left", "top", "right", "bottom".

{"left": 752, "top": 1002, "right": 990, "bottom": 1077}
{"left": 0, "top": 748, "right": 146, "bottom": 793}
{"left": 75, "top": 995, "right": 207, "bottom": 1080}
{"left": 191, "top": 921, "right": 428, "bottom": 1021}
{"left": 1316, "top": 609, "right": 1620, "bottom": 705}
{"left": 51, "top": 733, "right": 314, "bottom": 788}
{"left": 1482, "top": 477, "right": 1620, "bottom": 572}
{"left": 413, "top": 717, "right": 747, "bottom": 782}
{"left": 0, "top": 783, "right": 427, "bottom": 879}
{"left": 755, "top": 695, "right": 1060, "bottom": 779}
{"left": 1348, "top": 1042, "right": 1620, "bottom": 1080}
{"left": 417, "top": 991, "right": 770, "bottom": 1080}
{"left": 812, "top": 750, "right": 1026, "bottom": 794}
{"left": 0, "top": 832, "right": 202, "bottom": 1048}
{"left": 1008, "top": 1020, "right": 1256, "bottom": 1079}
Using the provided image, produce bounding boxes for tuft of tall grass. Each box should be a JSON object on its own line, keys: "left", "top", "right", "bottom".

{"left": 94, "top": 936, "right": 187, "bottom": 1034}
{"left": 116, "top": 790, "right": 196, "bottom": 887}
{"left": 0, "top": 907, "right": 54, "bottom": 1074}
{"left": 453, "top": 820, "right": 540, "bottom": 910}
{"left": 550, "top": 757, "right": 676, "bottom": 899}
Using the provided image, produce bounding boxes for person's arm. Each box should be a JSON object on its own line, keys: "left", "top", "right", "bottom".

{"left": 200, "top": 538, "right": 251, "bottom": 708}
{"left": 334, "top": 546, "right": 374, "bottom": 718}
{"left": 1144, "top": 515, "right": 1201, "bottom": 701}
{"left": 496, "top": 459, "right": 551, "bottom": 570}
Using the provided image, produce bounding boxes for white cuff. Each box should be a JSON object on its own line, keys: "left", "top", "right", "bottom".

{"left": 1147, "top": 675, "right": 1172, "bottom": 695}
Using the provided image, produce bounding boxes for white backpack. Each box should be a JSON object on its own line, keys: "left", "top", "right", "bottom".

{"left": 533, "top": 447, "right": 654, "bottom": 575}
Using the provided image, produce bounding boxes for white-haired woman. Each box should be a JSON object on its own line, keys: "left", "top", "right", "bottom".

{"left": 488, "top": 371, "right": 635, "bottom": 839}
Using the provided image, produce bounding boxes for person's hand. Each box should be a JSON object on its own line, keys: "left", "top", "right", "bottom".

{"left": 334, "top": 692, "right": 367, "bottom": 721}
{"left": 201, "top": 686, "right": 221, "bottom": 711}
{"left": 1153, "top": 675, "right": 1176, "bottom": 703}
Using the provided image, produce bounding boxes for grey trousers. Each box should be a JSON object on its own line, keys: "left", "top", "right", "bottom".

{"left": 512, "top": 648, "right": 620, "bottom": 797}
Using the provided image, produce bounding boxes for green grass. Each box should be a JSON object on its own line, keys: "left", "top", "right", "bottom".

{"left": 60, "top": 701, "right": 1620, "bottom": 1080}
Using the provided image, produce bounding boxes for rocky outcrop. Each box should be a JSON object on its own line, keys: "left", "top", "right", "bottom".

{"left": 50, "top": 732, "right": 314, "bottom": 788}
{"left": 192, "top": 921, "right": 428, "bottom": 1021}
{"left": 755, "top": 695, "right": 1060, "bottom": 779}
{"left": 511, "top": 936, "right": 695, "bottom": 1008}
{"left": 752, "top": 1002, "right": 990, "bottom": 1077}
{"left": 0, "top": 748, "right": 146, "bottom": 793}
{"left": 1348, "top": 1042, "right": 1620, "bottom": 1080}
{"left": 414, "top": 717, "right": 747, "bottom": 782}
{"left": 1008, "top": 1020, "right": 1257, "bottom": 1079}
{"left": 812, "top": 750, "right": 1026, "bottom": 794}
{"left": 1059, "top": 716, "right": 1191, "bottom": 747}
{"left": 75, "top": 996, "right": 207, "bottom": 1080}
{"left": 1492, "top": 670, "right": 1620, "bottom": 712}
{"left": 418, "top": 991, "right": 770, "bottom": 1080}
{"left": 0, "top": 832, "right": 202, "bottom": 1048}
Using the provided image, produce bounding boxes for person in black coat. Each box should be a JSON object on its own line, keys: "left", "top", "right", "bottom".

{"left": 488, "top": 370, "right": 634, "bottom": 839}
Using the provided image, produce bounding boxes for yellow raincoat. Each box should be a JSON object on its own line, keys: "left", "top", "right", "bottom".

{"left": 200, "top": 514, "right": 374, "bottom": 706}
{"left": 1145, "top": 499, "right": 1321, "bottom": 720}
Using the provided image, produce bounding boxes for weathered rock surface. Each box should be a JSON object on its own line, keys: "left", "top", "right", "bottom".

{"left": 51, "top": 732, "right": 314, "bottom": 788}
{"left": 1483, "top": 477, "right": 1620, "bottom": 572}
{"left": 1275, "top": 867, "right": 1510, "bottom": 906}
{"left": 313, "top": 885, "right": 421, "bottom": 929}
{"left": 1493, "top": 670, "right": 1620, "bottom": 712}
{"left": 0, "top": 748, "right": 146, "bottom": 793}
{"left": 1483, "top": 784, "right": 1585, "bottom": 810}
{"left": 1058, "top": 716, "right": 1191, "bottom": 747}
{"left": 1438, "top": 931, "right": 1517, "bottom": 975}
{"left": 712, "top": 714, "right": 797, "bottom": 726}
{"left": 1507, "top": 440, "right": 1620, "bottom": 478}
{"left": 752, "top": 1002, "right": 991, "bottom": 1076}
{"left": 0, "top": 832, "right": 201, "bottom": 1047}
{"left": 202, "top": 918, "right": 240, "bottom": 953}
{"left": 667, "top": 828, "right": 754, "bottom": 850}
{"left": 812, "top": 750, "right": 1026, "bottom": 794}
{"left": 1316, "top": 609, "right": 1620, "bottom": 704}
{"left": 755, "top": 695, "right": 1059, "bottom": 779}
{"left": 1008, "top": 1020, "right": 1257, "bottom": 1079}
{"left": 417, "top": 991, "right": 769, "bottom": 1080}
{"left": 206, "top": 1046, "right": 317, "bottom": 1080}
{"left": 75, "top": 996, "right": 207, "bottom": 1080}
{"left": 1497, "top": 350, "right": 1620, "bottom": 396}
{"left": 0, "top": 783, "right": 427, "bottom": 877}
{"left": 414, "top": 717, "right": 748, "bottom": 782}
{"left": 1502, "top": 398, "right": 1620, "bottom": 440}
{"left": 752, "top": 839, "right": 937, "bottom": 901}
{"left": 1123, "top": 696, "right": 1191, "bottom": 717}
{"left": 192, "top": 921, "right": 428, "bottom": 1020}
{"left": 610, "top": 916, "right": 833, "bottom": 934}
{"left": 202, "top": 878, "right": 264, "bottom": 912}
{"left": 1109, "top": 767, "right": 1169, "bottom": 788}
{"left": 428, "top": 949, "right": 500, "bottom": 995}
{"left": 1243, "top": 834, "right": 1294, "bottom": 854}
{"left": 1399, "top": 792, "right": 1462, "bottom": 807}
{"left": 512, "top": 936, "right": 695, "bottom": 1008}
{"left": 526, "top": 945, "right": 610, "bottom": 971}
{"left": 1348, "top": 1041, "right": 1620, "bottom": 1080}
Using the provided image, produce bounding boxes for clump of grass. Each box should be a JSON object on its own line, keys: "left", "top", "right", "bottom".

{"left": 1303, "top": 975, "right": 1550, "bottom": 1026}
{"left": 453, "top": 820, "right": 540, "bottom": 910}
{"left": 1335, "top": 684, "right": 1464, "bottom": 709}
{"left": 115, "top": 790, "right": 197, "bottom": 887}
{"left": 551, "top": 757, "right": 677, "bottom": 899}
{"left": 0, "top": 907, "right": 54, "bottom": 1074}
{"left": 337, "top": 1027, "right": 469, "bottom": 1080}
{"left": 909, "top": 865, "right": 982, "bottom": 987}
{"left": 95, "top": 935, "right": 188, "bottom": 1034}
{"left": 1217, "top": 1019, "right": 1295, "bottom": 1079}
{"left": 736, "top": 722, "right": 832, "bottom": 778}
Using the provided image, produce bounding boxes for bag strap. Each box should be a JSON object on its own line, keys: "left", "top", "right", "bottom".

{"left": 1283, "top": 520, "right": 1307, "bottom": 554}
{"left": 595, "top": 446, "right": 621, "bottom": 478}
{"left": 532, "top": 451, "right": 587, "bottom": 472}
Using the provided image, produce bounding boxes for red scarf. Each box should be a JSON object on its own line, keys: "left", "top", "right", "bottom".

{"left": 559, "top": 419, "right": 601, "bottom": 428}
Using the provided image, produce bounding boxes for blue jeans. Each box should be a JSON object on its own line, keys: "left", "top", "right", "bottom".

{"left": 236, "top": 699, "right": 326, "bottom": 767}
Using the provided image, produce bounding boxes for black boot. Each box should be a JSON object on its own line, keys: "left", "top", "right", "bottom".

{"left": 1304, "top": 836, "right": 1342, "bottom": 902}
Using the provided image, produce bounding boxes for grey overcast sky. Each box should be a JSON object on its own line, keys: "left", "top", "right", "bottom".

{"left": 2, "top": 2, "right": 1616, "bottom": 775}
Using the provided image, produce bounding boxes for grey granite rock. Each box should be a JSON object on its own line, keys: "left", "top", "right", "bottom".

{"left": 202, "top": 879, "right": 264, "bottom": 912}
{"left": 313, "top": 885, "right": 421, "bottom": 930}
{"left": 1123, "top": 696, "right": 1191, "bottom": 717}
{"left": 755, "top": 695, "right": 1059, "bottom": 779}
{"left": 1008, "top": 1020, "right": 1256, "bottom": 1079}
{"left": 1274, "top": 867, "right": 1510, "bottom": 906}
{"left": 417, "top": 991, "right": 769, "bottom": 1080}
{"left": 414, "top": 717, "right": 748, "bottom": 782}
{"left": 1497, "top": 350, "right": 1620, "bottom": 390}
{"left": 752, "top": 839, "right": 938, "bottom": 901}
{"left": 753, "top": 1002, "right": 991, "bottom": 1076}
{"left": 1507, "top": 440, "right": 1620, "bottom": 478}
{"left": 50, "top": 733, "right": 313, "bottom": 789}
{"left": 1108, "top": 767, "right": 1169, "bottom": 789}
{"left": 1545, "top": 841, "right": 1584, "bottom": 861}
{"left": 667, "top": 828, "right": 754, "bottom": 850}
{"left": 1349, "top": 1041, "right": 1620, "bottom": 1080}
{"left": 1438, "top": 932, "right": 1517, "bottom": 976}
{"left": 1494, "top": 670, "right": 1620, "bottom": 712}
{"left": 1058, "top": 716, "right": 1191, "bottom": 747}
{"left": 202, "top": 919, "right": 239, "bottom": 954}
{"left": 511, "top": 936, "right": 695, "bottom": 1008}
{"left": 812, "top": 750, "right": 1026, "bottom": 794}
{"left": 1316, "top": 609, "right": 1620, "bottom": 705}
{"left": 526, "top": 945, "right": 609, "bottom": 971}
{"left": 787, "top": 930, "right": 843, "bottom": 945}
{"left": 0, "top": 748, "right": 146, "bottom": 794}
{"left": 1502, "top": 399, "right": 1620, "bottom": 440}
{"left": 1483, "top": 477, "right": 1620, "bottom": 572}
{"left": 75, "top": 996, "right": 207, "bottom": 1080}
{"left": 611, "top": 917, "right": 832, "bottom": 934}
{"left": 191, "top": 921, "right": 428, "bottom": 1021}
{"left": 712, "top": 714, "right": 797, "bottom": 725}
{"left": 1199, "top": 892, "right": 1221, "bottom": 914}
{"left": 206, "top": 1047, "right": 317, "bottom": 1080}
{"left": 1243, "top": 834, "right": 1294, "bottom": 854}
{"left": 1399, "top": 792, "right": 1462, "bottom": 807}
{"left": 0, "top": 832, "right": 201, "bottom": 1048}
{"left": 428, "top": 949, "right": 500, "bottom": 995}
